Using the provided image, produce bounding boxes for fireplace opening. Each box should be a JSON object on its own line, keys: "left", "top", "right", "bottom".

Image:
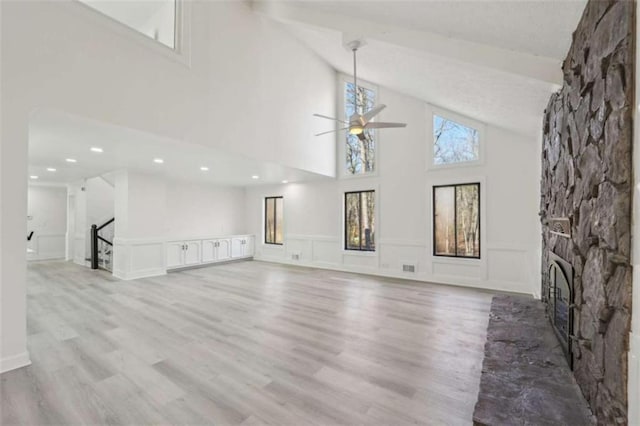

{"left": 547, "top": 252, "right": 574, "bottom": 369}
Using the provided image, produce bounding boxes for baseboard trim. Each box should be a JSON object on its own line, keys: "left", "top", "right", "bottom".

{"left": 167, "top": 257, "right": 253, "bottom": 273}
{"left": 254, "top": 255, "right": 532, "bottom": 296}
{"left": 1, "top": 351, "right": 31, "bottom": 374}
{"left": 113, "top": 268, "right": 166, "bottom": 281}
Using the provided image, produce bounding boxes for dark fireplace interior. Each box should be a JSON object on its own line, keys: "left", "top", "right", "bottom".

{"left": 547, "top": 251, "right": 574, "bottom": 369}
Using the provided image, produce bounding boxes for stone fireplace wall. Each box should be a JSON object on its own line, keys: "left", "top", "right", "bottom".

{"left": 540, "top": 0, "right": 634, "bottom": 423}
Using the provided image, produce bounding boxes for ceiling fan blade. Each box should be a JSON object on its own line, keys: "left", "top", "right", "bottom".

{"left": 365, "top": 122, "right": 407, "bottom": 129}
{"left": 362, "top": 104, "right": 386, "bottom": 122}
{"left": 313, "top": 114, "right": 348, "bottom": 124}
{"left": 315, "top": 127, "right": 349, "bottom": 136}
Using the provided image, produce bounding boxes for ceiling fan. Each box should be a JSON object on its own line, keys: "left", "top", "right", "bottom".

{"left": 314, "top": 40, "right": 407, "bottom": 140}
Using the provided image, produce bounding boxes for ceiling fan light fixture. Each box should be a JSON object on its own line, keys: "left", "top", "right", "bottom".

{"left": 349, "top": 125, "right": 364, "bottom": 135}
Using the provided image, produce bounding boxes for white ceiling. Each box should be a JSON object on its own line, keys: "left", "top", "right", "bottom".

{"left": 28, "top": 110, "right": 330, "bottom": 187}
{"left": 254, "top": 0, "right": 587, "bottom": 136}
{"left": 281, "top": 1, "right": 587, "bottom": 60}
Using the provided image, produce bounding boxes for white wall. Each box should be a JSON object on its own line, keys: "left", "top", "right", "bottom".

{"left": 86, "top": 176, "right": 114, "bottom": 229}
{"left": 112, "top": 171, "right": 247, "bottom": 280}
{"left": 247, "top": 86, "right": 539, "bottom": 295}
{"left": 26, "top": 185, "right": 67, "bottom": 260}
{"left": 1, "top": 0, "right": 336, "bottom": 372}
{"left": 165, "top": 181, "right": 245, "bottom": 239}
{"left": 67, "top": 181, "right": 89, "bottom": 266}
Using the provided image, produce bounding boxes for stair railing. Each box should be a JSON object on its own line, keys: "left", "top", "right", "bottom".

{"left": 91, "top": 217, "right": 115, "bottom": 271}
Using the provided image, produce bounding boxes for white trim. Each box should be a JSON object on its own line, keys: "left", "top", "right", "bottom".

{"left": 426, "top": 104, "right": 486, "bottom": 171}
{"left": 0, "top": 352, "right": 31, "bottom": 374}
{"left": 113, "top": 267, "right": 166, "bottom": 281}
{"left": 67, "top": 0, "right": 192, "bottom": 68}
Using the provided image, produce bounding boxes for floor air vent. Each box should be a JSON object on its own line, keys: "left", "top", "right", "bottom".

{"left": 402, "top": 264, "right": 416, "bottom": 273}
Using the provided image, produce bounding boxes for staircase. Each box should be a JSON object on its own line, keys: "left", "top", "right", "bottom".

{"left": 91, "top": 217, "right": 114, "bottom": 272}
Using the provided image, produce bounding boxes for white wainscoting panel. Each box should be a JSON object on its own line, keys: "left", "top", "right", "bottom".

{"left": 311, "top": 238, "right": 341, "bottom": 266}
{"left": 486, "top": 244, "right": 532, "bottom": 294}
{"left": 113, "top": 238, "right": 166, "bottom": 280}
{"left": 27, "top": 233, "right": 66, "bottom": 261}
{"left": 253, "top": 234, "right": 535, "bottom": 294}
{"left": 73, "top": 235, "right": 86, "bottom": 266}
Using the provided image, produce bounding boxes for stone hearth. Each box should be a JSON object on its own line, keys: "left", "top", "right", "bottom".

{"left": 473, "top": 296, "right": 594, "bottom": 426}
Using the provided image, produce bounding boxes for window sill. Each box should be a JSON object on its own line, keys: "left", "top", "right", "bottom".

{"left": 343, "top": 250, "right": 378, "bottom": 257}
{"left": 427, "top": 159, "right": 484, "bottom": 171}
{"left": 432, "top": 256, "right": 482, "bottom": 264}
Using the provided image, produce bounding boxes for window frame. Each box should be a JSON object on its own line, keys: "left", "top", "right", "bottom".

{"left": 344, "top": 189, "right": 376, "bottom": 252}
{"left": 432, "top": 182, "right": 481, "bottom": 259}
{"left": 339, "top": 74, "right": 380, "bottom": 179}
{"left": 71, "top": 0, "right": 191, "bottom": 66}
{"left": 427, "top": 106, "right": 485, "bottom": 170}
{"left": 264, "top": 196, "right": 284, "bottom": 246}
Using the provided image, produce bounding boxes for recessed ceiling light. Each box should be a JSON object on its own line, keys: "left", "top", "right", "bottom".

{"left": 153, "top": 158, "right": 164, "bottom": 164}
{"left": 281, "top": 180, "right": 289, "bottom": 184}
{"left": 200, "top": 166, "right": 209, "bottom": 171}
{"left": 90, "top": 147, "right": 103, "bottom": 153}
{"left": 251, "top": 175, "right": 259, "bottom": 179}
{"left": 46, "top": 168, "right": 56, "bottom": 172}
{"left": 30, "top": 175, "right": 39, "bottom": 180}
{"left": 65, "top": 158, "right": 77, "bottom": 163}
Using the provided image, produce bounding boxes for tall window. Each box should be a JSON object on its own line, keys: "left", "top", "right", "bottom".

{"left": 265, "top": 196, "right": 283, "bottom": 245}
{"left": 345, "top": 82, "right": 376, "bottom": 174}
{"left": 433, "top": 183, "right": 480, "bottom": 258}
{"left": 344, "top": 190, "right": 375, "bottom": 251}
{"left": 78, "top": 0, "right": 177, "bottom": 49}
{"left": 433, "top": 115, "right": 479, "bottom": 165}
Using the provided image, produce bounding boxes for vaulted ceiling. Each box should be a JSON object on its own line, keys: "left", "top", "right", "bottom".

{"left": 253, "top": 0, "right": 587, "bottom": 137}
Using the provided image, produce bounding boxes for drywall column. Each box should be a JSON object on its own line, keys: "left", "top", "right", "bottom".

{"left": 68, "top": 181, "right": 88, "bottom": 265}
{"left": 0, "top": 111, "right": 30, "bottom": 373}
{"left": 629, "top": 1, "right": 640, "bottom": 423}
{"left": 113, "top": 170, "right": 167, "bottom": 280}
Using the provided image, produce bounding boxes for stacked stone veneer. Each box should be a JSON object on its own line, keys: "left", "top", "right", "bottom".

{"left": 540, "top": 0, "right": 634, "bottom": 423}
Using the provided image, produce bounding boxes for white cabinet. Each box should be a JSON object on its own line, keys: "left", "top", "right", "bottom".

{"left": 167, "top": 235, "right": 252, "bottom": 270}
{"left": 231, "top": 236, "right": 254, "bottom": 258}
{"left": 166, "top": 240, "right": 202, "bottom": 269}
{"left": 202, "top": 238, "right": 231, "bottom": 263}
{"left": 166, "top": 242, "right": 185, "bottom": 269}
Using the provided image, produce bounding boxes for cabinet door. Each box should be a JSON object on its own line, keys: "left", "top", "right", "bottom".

{"left": 184, "top": 240, "right": 202, "bottom": 265}
{"left": 217, "top": 239, "right": 231, "bottom": 261}
{"left": 244, "top": 236, "right": 255, "bottom": 257}
{"left": 166, "top": 242, "right": 185, "bottom": 269}
{"left": 231, "top": 238, "right": 244, "bottom": 258}
{"left": 202, "top": 240, "right": 216, "bottom": 263}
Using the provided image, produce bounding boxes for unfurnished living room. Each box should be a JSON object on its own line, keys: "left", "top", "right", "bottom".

{"left": 0, "top": 0, "right": 637, "bottom": 425}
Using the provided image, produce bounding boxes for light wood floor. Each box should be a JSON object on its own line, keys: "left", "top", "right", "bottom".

{"left": 2, "top": 260, "right": 494, "bottom": 425}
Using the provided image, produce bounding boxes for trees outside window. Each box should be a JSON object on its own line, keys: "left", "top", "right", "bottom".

{"left": 345, "top": 82, "right": 376, "bottom": 174}
{"left": 345, "top": 190, "right": 375, "bottom": 251}
{"left": 433, "top": 183, "right": 480, "bottom": 258}
{"left": 265, "top": 196, "right": 283, "bottom": 245}
{"left": 433, "top": 115, "right": 479, "bottom": 165}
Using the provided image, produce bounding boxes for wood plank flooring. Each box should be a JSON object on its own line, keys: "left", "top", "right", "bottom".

{"left": 2, "top": 260, "right": 494, "bottom": 425}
